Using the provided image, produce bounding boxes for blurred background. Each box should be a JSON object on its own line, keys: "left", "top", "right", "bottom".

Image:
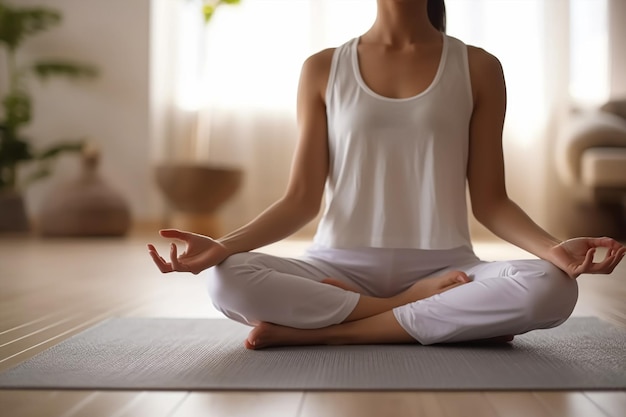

{"left": 1, "top": 0, "right": 625, "bottom": 241}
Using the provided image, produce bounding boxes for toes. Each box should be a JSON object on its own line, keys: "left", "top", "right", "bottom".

{"left": 246, "top": 325, "right": 262, "bottom": 350}
{"left": 453, "top": 271, "right": 470, "bottom": 283}
{"left": 444, "top": 271, "right": 469, "bottom": 286}
{"left": 246, "top": 322, "right": 273, "bottom": 350}
{"left": 432, "top": 271, "right": 471, "bottom": 293}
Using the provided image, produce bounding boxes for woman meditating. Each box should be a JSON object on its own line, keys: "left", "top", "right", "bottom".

{"left": 148, "top": 0, "right": 625, "bottom": 349}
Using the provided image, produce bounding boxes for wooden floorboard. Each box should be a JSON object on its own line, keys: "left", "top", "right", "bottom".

{"left": 583, "top": 392, "right": 626, "bottom": 417}
{"left": 1, "top": 391, "right": 92, "bottom": 417}
{"left": 533, "top": 392, "right": 612, "bottom": 417}
{"left": 299, "top": 392, "right": 446, "bottom": 417}
{"left": 107, "top": 392, "right": 188, "bottom": 417}
{"left": 0, "top": 235, "right": 624, "bottom": 417}
{"left": 170, "top": 392, "right": 303, "bottom": 417}
{"left": 485, "top": 392, "right": 554, "bottom": 417}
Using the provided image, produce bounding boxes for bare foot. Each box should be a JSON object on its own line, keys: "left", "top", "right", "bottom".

{"left": 395, "top": 270, "right": 470, "bottom": 305}
{"left": 245, "top": 322, "right": 307, "bottom": 350}
{"left": 323, "top": 271, "right": 470, "bottom": 304}
{"left": 245, "top": 321, "right": 514, "bottom": 350}
{"left": 322, "top": 271, "right": 470, "bottom": 305}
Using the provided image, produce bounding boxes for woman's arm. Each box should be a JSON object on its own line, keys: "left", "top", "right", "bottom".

{"left": 466, "top": 47, "right": 559, "bottom": 255}
{"left": 148, "top": 50, "right": 336, "bottom": 274}
{"left": 466, "top": 47, "right": 625, "bottom": 277}
{"left": 216, "top": 49, "right": 335, "bottom": 255}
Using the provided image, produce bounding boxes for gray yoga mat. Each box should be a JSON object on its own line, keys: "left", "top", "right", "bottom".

{"left": 0, "top": 317, "right": 624, "bottom": 391}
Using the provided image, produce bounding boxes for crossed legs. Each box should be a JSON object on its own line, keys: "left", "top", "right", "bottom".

{"left": 207, "top": 253, "right": 578, "bottom": 349}
{"left": 207, "top": 252, "right": 471, "bottom": 328}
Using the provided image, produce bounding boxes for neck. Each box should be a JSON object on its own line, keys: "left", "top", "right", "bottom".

{"left": 365, "top": 0, "right": 440, "bottom": 45}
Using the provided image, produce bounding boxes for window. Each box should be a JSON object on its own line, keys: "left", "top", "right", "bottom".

{"left": 569, "top": 0, "right": 609, "bottom": 105}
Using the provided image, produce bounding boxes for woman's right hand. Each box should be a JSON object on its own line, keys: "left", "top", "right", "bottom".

{"left": 147, "top": 229, "right": 230, "bottom": 275}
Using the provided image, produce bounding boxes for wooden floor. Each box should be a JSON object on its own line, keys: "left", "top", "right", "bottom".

{"left": 0, "top": 235, "right": 625, "bottom": 417}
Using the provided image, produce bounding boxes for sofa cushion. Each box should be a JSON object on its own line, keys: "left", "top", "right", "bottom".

{"left": 600, "top": 99, "right": 626, "bottom": 120}
{"left": 558, "top": 111, "right": 626, "bottom": 185}
{"left": 581, "top": 147, "right": 626, "bottom": 187}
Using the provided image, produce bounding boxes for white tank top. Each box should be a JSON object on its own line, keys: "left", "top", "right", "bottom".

{"left": 313, "top": 35, "right": 474, "bottom": 250}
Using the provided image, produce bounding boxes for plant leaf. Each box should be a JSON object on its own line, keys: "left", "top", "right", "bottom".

{"left": 37, "top": 141, "right": 84, "bottom": 160}
{"left": 203, "top": 4, "right": 216, "bottom": 23}
{"left": 0, "top": 3, "right": 61, "bottom": 50}
{"left": 221, "top": 0, "right": 241, "bottom": 5}
{"left": 2, "top": 91, "right": 31, "bottom": 130}
{"left": 22, "top": 165, "right": 51, "bottom": 186}
{"left": 31, "top": 61, "right": 99, "bottom": 81}
{"left": 0, "top": 135, "right": 33, "bottom": 164}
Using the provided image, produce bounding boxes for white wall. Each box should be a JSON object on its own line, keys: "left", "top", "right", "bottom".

{"left": 3, "top": 0, "right": 158, "bottom": 222}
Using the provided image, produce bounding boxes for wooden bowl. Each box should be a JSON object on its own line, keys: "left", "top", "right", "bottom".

{"left": 155, "top": 164, "right": 243, "bottom": 213}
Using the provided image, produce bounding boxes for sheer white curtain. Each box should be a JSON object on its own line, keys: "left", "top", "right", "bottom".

{"left": 153, "top": 0, "right": 377, "bottom": 232}
{"left": 447, "top": 0, "right": 608, "bottom": 236}
{"left": 153, "top": 0, "right": 609, "bottom": 235}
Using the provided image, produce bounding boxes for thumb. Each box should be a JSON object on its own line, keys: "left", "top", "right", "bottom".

{"left": 573, "top": 248, "right": 595, "bottom": 277}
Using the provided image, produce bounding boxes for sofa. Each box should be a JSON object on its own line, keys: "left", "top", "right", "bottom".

{"left": 556, "top": 99, "right": 626, "bottom": 237}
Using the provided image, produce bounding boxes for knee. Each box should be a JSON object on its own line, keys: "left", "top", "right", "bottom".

{"left": 517, "top": 260, "right": 578, "bottom": 325}
{"left": 206, "top": 253, "right": 261, "bottom": 321}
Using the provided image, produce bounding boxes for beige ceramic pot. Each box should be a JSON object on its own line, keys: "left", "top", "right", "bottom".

{"left": 0, "top": 190, "right": 30, "bottom": 233}
{"left": 38, "top": 147, "right": 131, "bottom": 237}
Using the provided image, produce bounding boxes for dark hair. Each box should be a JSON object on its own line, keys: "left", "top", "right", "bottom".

{"left": 427, "top": 0, "right": 446, "bottom": 33}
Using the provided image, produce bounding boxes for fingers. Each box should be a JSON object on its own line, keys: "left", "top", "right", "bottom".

{"left": 147, "top": 244, "right": 174, "bottom": 273}
{"left": 576, "top": 246, "right": 626, "bottom": 275}
{"left": 573, "top": 248, "right": 595, "bottom": 277}
{"left": 588, "top": 237, "right": 625, "bottom": 251}
{"left": 604, "top": 249, "right": 625, "bottom": 273}
{"left": 147, "top": 242, "right": 195, "bottom": 274}
{"left": 595, "top": 246, "right": 626, "bottom": 274}
{"left": 159, "top": 229, "right": 193, "bottom": 242}
{"left": 169, "top": 243, "right": 190, "bottom": 273}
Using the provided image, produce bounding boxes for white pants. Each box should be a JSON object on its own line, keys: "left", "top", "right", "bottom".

{"left": 206, "top": 244, "right": 578, "bottom": 344}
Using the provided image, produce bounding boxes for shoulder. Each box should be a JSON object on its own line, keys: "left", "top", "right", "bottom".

{"left": 466, "top": 45, "right": 506, "bottom": 102}
{"left": 300, "top": 48, "right": 337, "bottom": 98}
{"left": 302, "top": 48, "right": 336, "bottom": 75}
{"left": 467, "top": 46, "right": 505, "bottom": 82}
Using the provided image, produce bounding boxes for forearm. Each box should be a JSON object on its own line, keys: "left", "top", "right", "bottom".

{"left": 217, "top": 196, "right": 317, "bottom": 255}
{"left": 477, "top": 198, "right": 561, "bottom": 260}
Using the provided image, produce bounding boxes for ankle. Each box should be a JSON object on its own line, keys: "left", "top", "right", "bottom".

{"left": 389, "top": 292, "right": 410, "bottom": 308}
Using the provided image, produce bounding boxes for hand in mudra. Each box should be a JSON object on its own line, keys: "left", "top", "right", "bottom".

{"left": 147, "top": 229, "right": 230, "bottom": 275}
{"left": 549, "top": 237, "right": 625, "bottom": 279}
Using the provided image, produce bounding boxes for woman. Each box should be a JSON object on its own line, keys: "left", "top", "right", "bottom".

{"left": 148, "top": 0, "right": 625, "bottom": 349}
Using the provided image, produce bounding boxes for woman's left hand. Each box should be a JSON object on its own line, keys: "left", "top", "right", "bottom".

{"left": 548, "top": 237, "right": 626, "bottom": 279}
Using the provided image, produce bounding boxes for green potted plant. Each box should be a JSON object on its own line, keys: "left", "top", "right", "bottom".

{"left": 0, "top": 1, "right": 98, "bottom": 232}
